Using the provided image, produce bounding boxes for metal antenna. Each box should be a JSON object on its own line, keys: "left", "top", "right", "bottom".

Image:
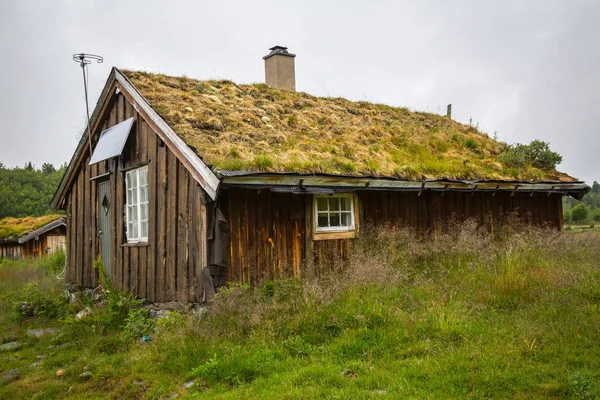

{"left": 72, "top": 53, "right": 104, "bottom": 156}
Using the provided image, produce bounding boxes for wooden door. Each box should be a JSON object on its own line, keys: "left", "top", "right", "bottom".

{"left": 98, "top": 180, "right": 112, "bottom": 277}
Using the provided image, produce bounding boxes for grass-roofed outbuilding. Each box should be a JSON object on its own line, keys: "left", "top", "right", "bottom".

{"left": 0, "top": 215, "right": 66, "bottom": 259}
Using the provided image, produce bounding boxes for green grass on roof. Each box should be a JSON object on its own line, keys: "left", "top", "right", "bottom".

{"left": 122, "top": 70, "right": 575, "bottom": 182}
{"left": 0, "top": 215, "right": 63, "bottom": 240}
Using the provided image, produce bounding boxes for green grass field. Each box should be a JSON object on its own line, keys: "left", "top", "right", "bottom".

{"left": 1, "top": 224, "right": 599, "bottom": 399}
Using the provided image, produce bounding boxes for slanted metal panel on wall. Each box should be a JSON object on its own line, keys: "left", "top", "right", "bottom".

{"left": 89, "top": 118, "right": 135, "bottom": 165}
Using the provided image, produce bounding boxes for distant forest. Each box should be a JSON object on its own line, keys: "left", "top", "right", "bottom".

{"left": 564, "top": 181, "right": 600, "bottom": 224}
{"left": 0, "top": 162, "right": 66, "bottom": 219}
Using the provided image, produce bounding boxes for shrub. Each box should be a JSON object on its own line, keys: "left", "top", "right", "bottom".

{"left": 123, "top": 307, "right": 154, "bottom": 341}
{"left": 571, "top": 204, "right": 590, "bottom": 224}
{"left": 499, "top": 140, "right": 562, "bottom": 170}
{"left": 12, "top": 282, "right": 69, "bottom": 319}
{"left": 464, "top": 138, "right": 478, "bottom": 150}
{"left": 68, "top": 257, "right": 145, "bottom": 334}
{"left": 564, "top": 210, "right": 573, "bottom": 224}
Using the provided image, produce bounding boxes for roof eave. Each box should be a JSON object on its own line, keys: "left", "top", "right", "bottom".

{"left": 18, "top": 218, "right": 66, "bottom": 244}
{"left": 220, "top": 173, "right": 590, "bottom": 199}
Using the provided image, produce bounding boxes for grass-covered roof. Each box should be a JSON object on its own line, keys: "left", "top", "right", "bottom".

{"left": 122, "top": 70, "right": 576, "bottom": 182}
{"left": 0, "top": 215, "right": 64, "bottom": 241}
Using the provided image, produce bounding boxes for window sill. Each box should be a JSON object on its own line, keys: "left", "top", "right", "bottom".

{"left": 313, "top": 230, "right": 357, "bottom": 241}
{"left": 121, "top": 242, "right": 150, "bottom": 247}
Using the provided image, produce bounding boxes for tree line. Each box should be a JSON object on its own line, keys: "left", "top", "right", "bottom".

{"left": 0, "top": 162, "right": 66, "bottom": 219}
{"left": 563, "top": 181, "right": 600, "bottom": 224}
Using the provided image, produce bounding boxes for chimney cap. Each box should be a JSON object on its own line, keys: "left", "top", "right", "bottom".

{"left": 263, "top": 45, "right": 296, "bottom": 60}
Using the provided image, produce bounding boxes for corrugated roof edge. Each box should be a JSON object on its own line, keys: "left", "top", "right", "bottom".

{"left": 219, "top": 171, "right": 590, "bottom": 200}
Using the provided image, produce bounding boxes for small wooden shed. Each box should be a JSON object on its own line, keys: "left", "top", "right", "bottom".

{"left": 52, "top": 47, "right": 589, "bottom": 302}
{"left": 0, "top": 215, "right": 67, "bottom": 260}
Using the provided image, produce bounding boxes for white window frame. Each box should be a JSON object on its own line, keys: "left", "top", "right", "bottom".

{"left": 125, "top": 166, "right": 149, "bottom": 243}
{"left": 314, "top": 193, "right": 356, "bottom": 233}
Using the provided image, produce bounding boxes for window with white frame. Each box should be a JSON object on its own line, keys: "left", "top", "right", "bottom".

{"left": 314, "top": 194, "right": 355, "bottom": 232}
{"left": 125, "top": 166, "right": 148, "bottom": 242}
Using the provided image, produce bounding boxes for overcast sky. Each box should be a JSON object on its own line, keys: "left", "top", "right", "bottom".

{"left": 1, "top": 0, "right": 598, "bottom": 183}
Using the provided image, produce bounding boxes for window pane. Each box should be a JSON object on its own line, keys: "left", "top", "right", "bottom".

{"left": 141, "top": 220, "right": 148, "bottom": 239}
{"left": 141, "top": 203, "right": 148, "bottom": 220}
{"left": 132, "top": 187, "right": 138, "bottom": 204}
{"left": 127, "top": 221, "right": 135, "bottom": 240}
{"left": 316, "top": 198, "right": 328, "bottom": 211}
{"left": 139, "top": 168, "right": 147, "bottom": 185}
{"left": 330, "top": 214, "right": 340, "bottom": 227}
{"left": 317, "top": 214, "right": 329, "bottom": 227}
{"left": 126, "top": 172, "right": 133, "bottom": 190}
{"left": 330, "top": 198, "right": 340, "bottom": 211}
{"left": 340, "top": 197, "right": 351, "bottom": 211}
{"left": 341, "top": 212, "right": 352, "bottom": 226}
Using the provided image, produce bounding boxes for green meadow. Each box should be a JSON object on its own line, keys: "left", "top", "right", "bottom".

{"left": 1, "top": 224, "right": 599, "bottom": 399}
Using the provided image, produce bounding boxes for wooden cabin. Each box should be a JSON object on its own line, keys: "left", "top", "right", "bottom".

{"left": 0, "top": 216, "right": 66, "bottom": 260}
{"left": 52, "top": 46, "right": 589, "bottom": 302}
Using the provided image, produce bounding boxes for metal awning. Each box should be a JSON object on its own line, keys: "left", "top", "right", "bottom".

{"left": 89, "top": 117, "right": 135, "bottom": 165}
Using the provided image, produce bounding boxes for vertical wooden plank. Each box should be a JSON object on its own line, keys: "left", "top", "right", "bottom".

{"left": 245, "top": 191, "right": 257, "bottom": 283}
{"left": 90, "top": 162, "right": 98, "bottom": 287}
{"left": 238, "top": 190, "right": 247, "bottom": 283}
{"left": 166, "top": 149, "right": 178, "bottom": 300}
{"left": 189, "top": 179, "right": 198, "bottom": 301}
{"left": 139, "top": 119, "right": 148, "bottom": 163}
{"left": 199, "top": 200, "right": 207, "bottom": 289}
{"left": 227, "top": 193, "right": 238, "bottom": 283}
{"left": 67, "top": 190, "right": 75, "bottom": 282}
{"left": 129, "top": 246, "right": 138, "bottom": 293}
{"left": 76, "top": 168, "right": 84, "bottom": 287}
{"left": 146, "top": 125, "right": 157, "bottom": 302}
{"left": 304, "top": 195, "right": 315, "bottom": 279}
{"left": 177, "top": 163, "right": 189, "bottom": 302}
{"left": 83, "top": 159, "right": 92, "bottom": 288}
{"left": 156, "top": 140, "right": 168, "bottom": 301}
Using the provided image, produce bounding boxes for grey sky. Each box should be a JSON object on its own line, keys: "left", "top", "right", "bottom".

{"left": 1, "top": 0, "right": 598, "bottom": 183}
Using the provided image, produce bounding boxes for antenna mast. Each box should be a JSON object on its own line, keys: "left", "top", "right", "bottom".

{"left": 72, "top": 53, "right": 103, "bottom": 156}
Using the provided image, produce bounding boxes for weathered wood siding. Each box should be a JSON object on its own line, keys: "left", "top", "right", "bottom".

{"left": 64, "top": 92, "right": 207, "bottom": 302}
{"left": 0, "top": 243, "right": 22, "bottom": 259}
{"left": 224, "top": 188, "right": 563, "bottom": 283}
{"left": 0, "top": 229, "right": 66, "bottom": 260}
{"left": 224, "top": 188, "right": 305, "bottom": 284}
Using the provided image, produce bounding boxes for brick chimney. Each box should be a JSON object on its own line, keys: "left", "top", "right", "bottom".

{"left": 263, "top": 45, "right": 296, "bottom": 91}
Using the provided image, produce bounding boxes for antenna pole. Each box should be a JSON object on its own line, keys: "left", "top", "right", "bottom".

{"left": 73, "top": 53, "right": 103, "bottom": 157}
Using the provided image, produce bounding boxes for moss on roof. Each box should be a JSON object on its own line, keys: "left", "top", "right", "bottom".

{"left": 122, "top": 70, "right": 575, "bottom": 182}
{"left": 0, "top": 215, "right": 64, "bottom": 241}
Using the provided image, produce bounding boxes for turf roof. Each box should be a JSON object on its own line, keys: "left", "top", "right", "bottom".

{"left": 122, "top": 70, "right": 576, "bottom": 183}
{"left": 0, "top": 215, "right": 64, "bottom": 241}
